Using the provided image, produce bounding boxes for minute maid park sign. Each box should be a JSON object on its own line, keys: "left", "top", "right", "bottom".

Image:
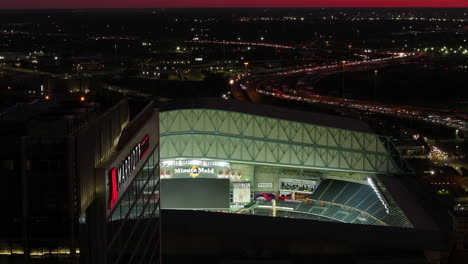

{"left": 175, "top": 165, "right": 215, "bottom": 178}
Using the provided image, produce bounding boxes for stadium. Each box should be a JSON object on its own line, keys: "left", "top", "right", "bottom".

{"left": 158, "top": 99, "right": 451, "bottom": 263}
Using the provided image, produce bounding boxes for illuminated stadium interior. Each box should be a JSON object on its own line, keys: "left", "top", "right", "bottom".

{"left": 159, "top": 159, "right": 412, "bottom": 228}
{"left": 159, "top": 100, "right": 415, "bottom": 228}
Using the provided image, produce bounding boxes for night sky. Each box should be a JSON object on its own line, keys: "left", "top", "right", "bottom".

{"left": 1, "top": 0, "right": 468, "bottom": 9}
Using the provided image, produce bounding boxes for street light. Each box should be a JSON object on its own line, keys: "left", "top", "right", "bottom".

{"left": 243, "top": 62, "right": 249, "bottom": 71}
{"left": 374, "top": 70, "right": 378, "bottom": 100}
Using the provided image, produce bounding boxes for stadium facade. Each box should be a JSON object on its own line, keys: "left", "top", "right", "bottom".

{"left": 159, "top": 98, "right": 452, "bottom": 264}
{"left": 0, "top": 96, "right": 453, "bottom": 264}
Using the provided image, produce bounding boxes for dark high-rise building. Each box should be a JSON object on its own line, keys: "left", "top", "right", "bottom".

{"left": 0, "top": 98, "right": 160, "bottom": 264}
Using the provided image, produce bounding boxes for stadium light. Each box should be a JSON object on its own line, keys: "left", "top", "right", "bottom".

{"left": 367, "top": 177, "right": 390, "bottom": 214}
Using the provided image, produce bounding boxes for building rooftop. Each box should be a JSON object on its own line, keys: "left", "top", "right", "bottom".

{"left": 0, "top": 98, "right": 98, "bottom": 136}
{"left": 158, "top": 98, "right": 374, "bottom": 134}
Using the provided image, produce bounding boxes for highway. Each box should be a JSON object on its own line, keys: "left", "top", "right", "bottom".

{"left": 230, "top": 52, "right": 468, "bottom": 133}
{"left": 187, "top": 40, "right": 295, "bottom": 50}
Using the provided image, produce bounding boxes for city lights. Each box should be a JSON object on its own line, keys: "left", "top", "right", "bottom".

{"left": 0, "top": 6, "right": 466, "bottom": 263}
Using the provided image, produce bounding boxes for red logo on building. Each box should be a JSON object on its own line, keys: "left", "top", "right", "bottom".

{"left": 109, "top": 134, "right": 150, "bottom": 210}
{"left": 140, "top": 134, "right": 150, "bottom": 159}
{"left": 110, "top": 168, "right": 118, "bottom": 209}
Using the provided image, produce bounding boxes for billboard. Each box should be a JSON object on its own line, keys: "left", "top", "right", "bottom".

{"left": 257, "top": 182, "right": 273, "bottom": 188}
{"left": 160, "top": 178, "right": 230, "bottom": 209}
{"left": 233, "top": 182, "right": 251, "bottom": 203}
{"left": 109, "top": 134, "right": 150, "bottom": 210}
{"left": 160, "top": 159, "right": 234, "bottom": 179}
{"left": 279, "top": 178, "right": 320, "bottom": 195}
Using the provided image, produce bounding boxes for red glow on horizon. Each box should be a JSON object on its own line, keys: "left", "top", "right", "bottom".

{"left": 1, "top": 0, "right": 468, "bottom": 9}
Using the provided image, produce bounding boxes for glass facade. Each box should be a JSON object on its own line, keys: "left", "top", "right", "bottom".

{"left": 106, "top": 147, "right": 160, "bottom": 264}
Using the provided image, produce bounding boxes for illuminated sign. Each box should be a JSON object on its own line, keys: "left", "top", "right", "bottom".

{"left": 174, "top": 166, "right": 214, "bottom": 178}
{"left": 279, "top": 178, "right": 320, "bottom": 194}
{"left": 233, "top": 182, "right": 251, "bottom": 203}
{"left": 139, "top": 134, "right": 150, "bottom": 159}
{"left": 110, "top": 168, "right": 118, "bottom": 209}
{"left": 189, "top": 165, "right": 200, "bottom": 178}
{"left": 109, "top": 134, "right": 150, "bottom": 210}
{"left": 258, "top": 182, "right": 273, "bottom": 188}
